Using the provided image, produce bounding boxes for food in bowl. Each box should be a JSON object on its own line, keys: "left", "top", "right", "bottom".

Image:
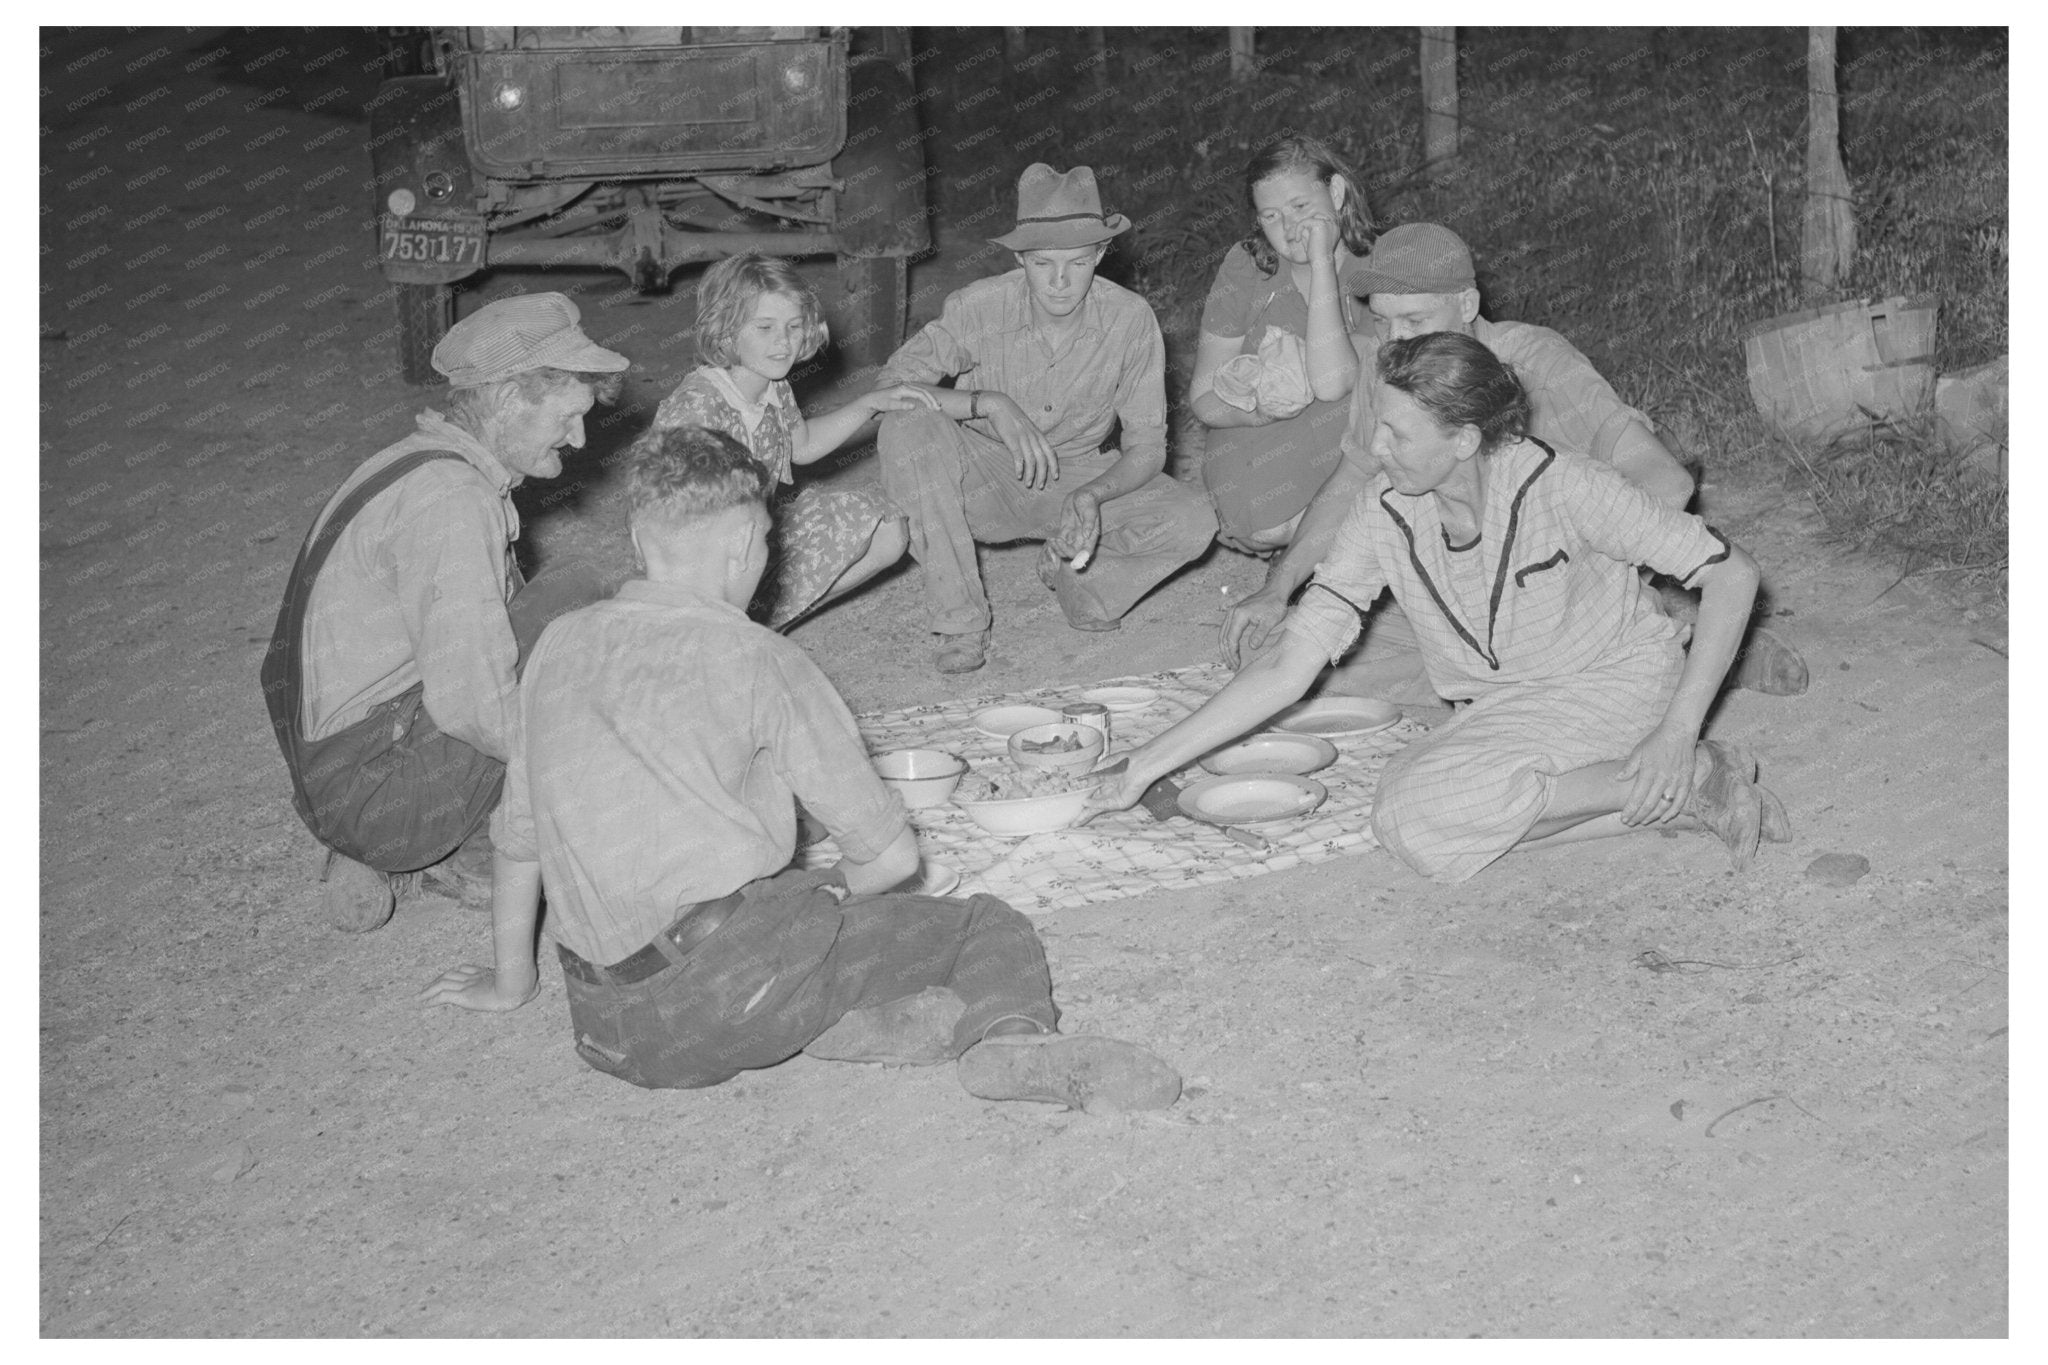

{"left": 871, "top": 748, "right": 967, "bottom": 809}
{"left": 953, "top": 761, "right": 1110, "bottom": 837}
{"left": 1006, "top": 722, "right": 1105, "bottom": 776}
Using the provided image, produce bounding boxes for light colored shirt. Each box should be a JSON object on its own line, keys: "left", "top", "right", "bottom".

{"left": 491, "top": 579, "right": 909, "bottom": 966}
{"left": 1286, "top": 439, "right": 1728, "bottom": 703}
{"left": 1342, "top": 317, "right": 1655, "bottom": 472}
{"left": 652, "top": 365, "right": 806, "bottom": 485}
{"left": 875, "top": 268, "right": 1168, "bottom": 472}
{"left": 299, "top": 411, "right": 521, "bottom": 760}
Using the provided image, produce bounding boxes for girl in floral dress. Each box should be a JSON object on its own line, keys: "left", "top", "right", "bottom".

{"left": 655, "top": 254, "right": 935, "bottom": 628}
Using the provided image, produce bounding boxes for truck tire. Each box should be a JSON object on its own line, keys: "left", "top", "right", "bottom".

{"left": 830, "top": 254, "right": 907, "bottom": 380}
{"left": 396, "top": 283, "right": 453, "bottom": 386}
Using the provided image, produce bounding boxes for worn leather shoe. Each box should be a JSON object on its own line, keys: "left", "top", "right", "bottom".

{"left": 1686, "top": 741, "right": 1763, "bottom": 869}
{"left": 957, "top": 1032, "right": 1182, "bottom": 1114}
{"left": 1733, "top": 627, "right": 1809, "bottom": 696}
{"left": 321, "top": 853, "right": 395, "bottom": 934}
{"left": 934, "top": 630, "right": 990, "bottom": 674}
{"left": 420, "top": 837, "right": 493, "bottom": 908}
{"left": 1758, "top": 784, "right": 1793, "bottom": 844}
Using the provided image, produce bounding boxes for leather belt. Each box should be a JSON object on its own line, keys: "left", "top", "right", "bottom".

{"left": 556, "top": 889, "right": 746, "bottom": 987}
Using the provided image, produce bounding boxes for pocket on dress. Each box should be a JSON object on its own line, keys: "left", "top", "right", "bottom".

{"left": 1513, "top": 549, "right": 1570, "bottom": 588}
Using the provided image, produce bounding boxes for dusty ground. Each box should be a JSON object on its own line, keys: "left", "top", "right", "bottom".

{"left": 40, "top": 29, "right": 2007, "bottom": 1337}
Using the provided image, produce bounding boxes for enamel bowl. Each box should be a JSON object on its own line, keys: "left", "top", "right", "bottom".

{"left": 955, "top": 787, "right": 1093, "bottom": 837}
{"left": 872, "top": 748, "right": 967, "bottom": 809}
{"left": 1006, "top": 722, "right": 1106, "bottom": 777}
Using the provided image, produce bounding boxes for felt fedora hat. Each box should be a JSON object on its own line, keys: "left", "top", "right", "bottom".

{"left": 990, "top": 163, "right": 1131, "bottom": 252}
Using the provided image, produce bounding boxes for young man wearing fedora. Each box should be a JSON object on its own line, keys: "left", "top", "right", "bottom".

{"left": 1220, "top": 221, "right": 1807, "bottom": 699}
{"left": 870, "top": 163, "right": 1216, "bottom": 674}
{"left": 262, "top": 292, "right": 630, "bottom": 934}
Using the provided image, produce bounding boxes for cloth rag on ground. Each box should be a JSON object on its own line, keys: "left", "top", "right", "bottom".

{"left": 799, "top": 664, "right": 1427, "bottom": 915}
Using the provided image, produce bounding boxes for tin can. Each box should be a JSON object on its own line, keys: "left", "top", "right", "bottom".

{"left": 1060, "top": 701, "right": 1111, "bottom": 753}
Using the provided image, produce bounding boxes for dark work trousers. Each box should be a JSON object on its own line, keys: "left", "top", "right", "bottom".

{"left": 560, "top": 869, "right": 1059, "bottom": 1090}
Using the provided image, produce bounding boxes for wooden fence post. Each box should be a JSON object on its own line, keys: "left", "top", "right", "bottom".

{"left": 1230, "top": 28, "right": 1256, "bottom": 83}
{"left": 1420, "top": 26, "right": 1459, "bottom": 178}
{"left": 1802, "top": 25, "right": 1856, "bottom": 296}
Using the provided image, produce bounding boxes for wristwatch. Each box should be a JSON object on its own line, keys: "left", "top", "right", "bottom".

{"left": 969, "top": 391, "right": 982, "bottom": 421}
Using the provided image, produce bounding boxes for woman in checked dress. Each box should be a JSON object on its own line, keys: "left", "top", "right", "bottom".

{"left": 1093, "top": 331, "right": 1788, "bottom": 881}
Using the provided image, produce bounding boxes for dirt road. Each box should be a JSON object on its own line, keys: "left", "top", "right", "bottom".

{"left": 40, "top": 29, "right": 2006, "bottom": 1336}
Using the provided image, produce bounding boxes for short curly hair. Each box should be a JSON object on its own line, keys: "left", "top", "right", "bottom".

{"left": 626, "top": 423, "right": 773, "bottom": 531}
{"left": 1376, "top": 332, "right": 1532, "bottom": 455}
{"left": 693, "top": 253, "right": 827, "bottom": 369}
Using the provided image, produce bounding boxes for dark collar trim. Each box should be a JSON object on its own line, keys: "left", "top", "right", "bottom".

{"left": 1483, "top": 438, "right": 1558, "bottom": 663}
{"left": 1380, "top": 490, "right": 1495, "bottom": 670}
{"left": 1375, "top": 437, "right": 1559, "bottom": 675}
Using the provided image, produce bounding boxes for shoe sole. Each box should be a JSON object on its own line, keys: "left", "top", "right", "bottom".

{"left": 958, "top": 1034, "right": 1181, "bottom": 1113}
{"left": 1692, "top": 741, "right": 1763, "bottom": 868}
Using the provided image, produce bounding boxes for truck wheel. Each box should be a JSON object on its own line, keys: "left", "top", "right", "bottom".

{"left": 830, "top": 255, "right": 906, "bottom": 379}
{"left": 395, "top": 283, "right": 453, "bottom": 386}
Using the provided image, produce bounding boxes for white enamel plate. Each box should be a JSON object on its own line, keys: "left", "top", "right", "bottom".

{"left": 1270, "top": 697, "right": 1402, "bottom": 737}
{"left": 973, "top": 704, "right": 1062, "bottom": 738}
{"left": 1079, "top": 686, "right": 1161, "bottom": 712}
{"left": 1199, "top": 732, "right": 1339, "bottom": 777}
{"left": 1177, "top": 774, "right": 1328, "bottom": 826}
{"left": 917, "top": 860, "right": 963, "bottom": 896}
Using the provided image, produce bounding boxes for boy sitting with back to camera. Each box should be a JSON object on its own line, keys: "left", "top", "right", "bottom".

{"left": 419, "top": 423, "right": 1180, "bottom": 1115}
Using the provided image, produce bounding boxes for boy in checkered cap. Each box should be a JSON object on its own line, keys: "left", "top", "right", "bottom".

{"left": 262, "top": 292, "right": 628, "bottom": 934}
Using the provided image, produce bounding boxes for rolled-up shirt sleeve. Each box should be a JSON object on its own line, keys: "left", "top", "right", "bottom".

{"left": 874, "top": 294, "right": 980, "bottom": 389}
{"left": 761, "top": 650, "right": 909, "bottom": 864}
{"left": 1556, "top": 458, "right": 1729, "bottom": 583}
{"left": 1282, "top": 497, "right": 1390, "bottom": 665}
{"left": 386, "top": 481, "right": 518, "bottom": 761}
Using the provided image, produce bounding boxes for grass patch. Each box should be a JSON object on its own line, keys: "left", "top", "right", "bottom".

{"left": 1772, "top": 414, "right": 2007, "bottom": 601}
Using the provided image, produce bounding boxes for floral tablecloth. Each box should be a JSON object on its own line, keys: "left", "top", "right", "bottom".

{"left": 800, "top": 665, "right": 1427, "bottom": 915}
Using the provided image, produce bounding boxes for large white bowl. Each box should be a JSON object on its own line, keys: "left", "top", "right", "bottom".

{"left": 872, "top": 748, "right": 967, "bottom": 809}
{"left": 956, "top": 786, "right": 1093, "bottom": 837}
{"left": 1006, "top": 722, "right": 1105, "bottom": 776}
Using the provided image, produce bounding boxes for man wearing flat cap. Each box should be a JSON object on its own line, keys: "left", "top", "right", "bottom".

{"left": 1223, "top": 221, "right": 1807, "bottom": 699}
{"left": 262, "top": 292, "right": 630, "bottom": 933}
{"left": 871, "top": 164, "right": 1216, "bottom": 673}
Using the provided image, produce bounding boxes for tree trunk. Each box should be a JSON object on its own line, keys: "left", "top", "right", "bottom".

{"left": 1420, "top": 27, "right": 1459, "bottom": 179}
{"left": 1802, "top": 25, "right": 1856, "bottom": 296}
{"left": 1230, "top": 28, "right": 1256, "bottom": 83}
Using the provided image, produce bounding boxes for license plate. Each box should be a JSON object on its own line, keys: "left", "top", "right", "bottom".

{"left": 379, "top": 216, "right": 485, "bottom": 266}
